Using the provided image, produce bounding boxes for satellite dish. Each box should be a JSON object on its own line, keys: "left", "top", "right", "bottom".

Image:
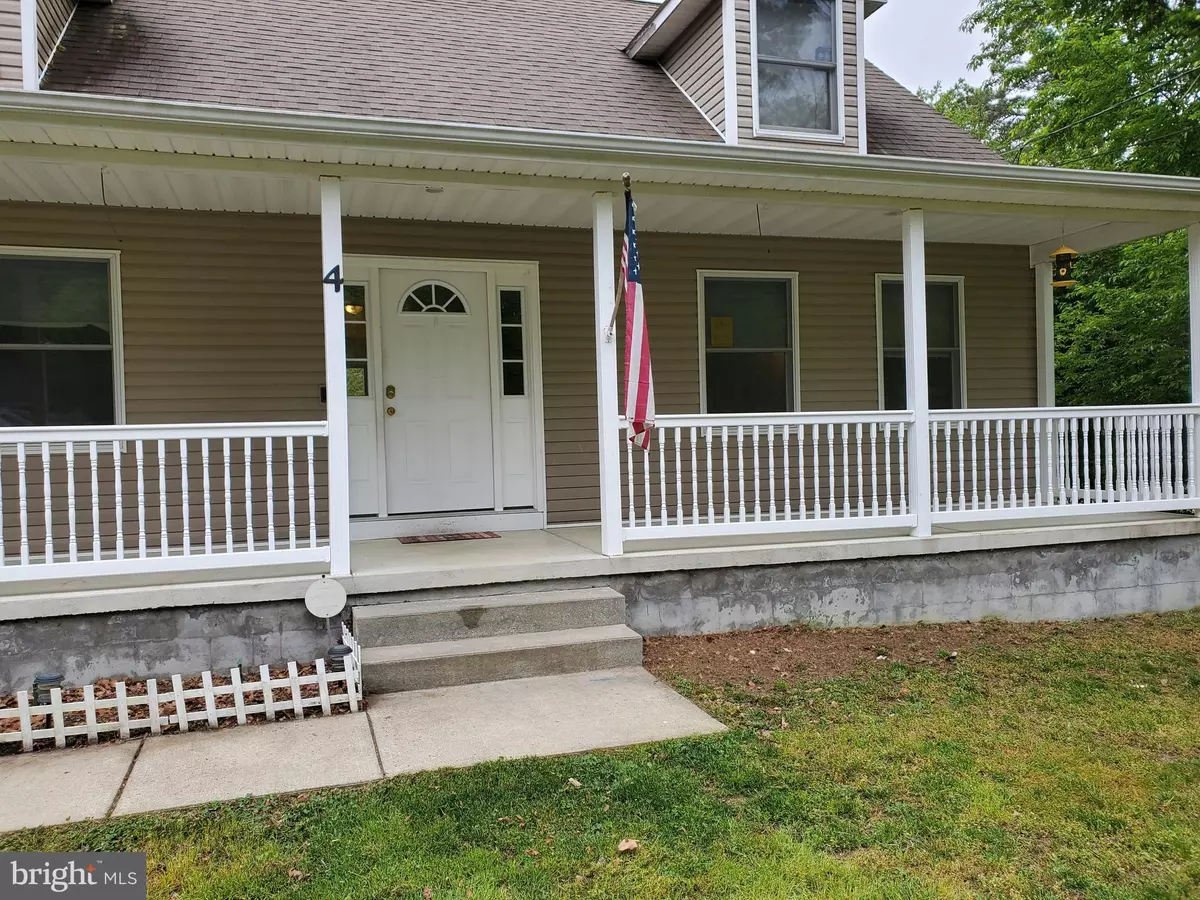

{"left": 304, "top": 576, "right": 348, "bottom": 619}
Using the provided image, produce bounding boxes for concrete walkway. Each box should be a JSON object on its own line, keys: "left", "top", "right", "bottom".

{"left": 0, "top": 668, "right": 724, "bottom": 833}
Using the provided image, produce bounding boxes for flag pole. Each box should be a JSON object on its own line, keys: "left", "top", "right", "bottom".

{"left": 604, "top": 173, "right": 633, "bottom": 342}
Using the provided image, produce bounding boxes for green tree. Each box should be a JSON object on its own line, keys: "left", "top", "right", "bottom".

{"left": 923, "top": 1, "right": 1200, "bottom": 405}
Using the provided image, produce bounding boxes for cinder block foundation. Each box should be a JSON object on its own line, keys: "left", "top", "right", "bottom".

{"left": 2, "top": 534, "right": 1198, "bottom": 694}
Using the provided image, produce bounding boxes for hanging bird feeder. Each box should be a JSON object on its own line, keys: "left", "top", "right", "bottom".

{"left": 1051, "top": 245, "right": 1079, "bottom": 288}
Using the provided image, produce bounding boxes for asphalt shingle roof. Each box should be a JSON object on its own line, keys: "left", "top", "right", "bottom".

{"left": 43, "top": 0, "right": 1006, "bottom": 164}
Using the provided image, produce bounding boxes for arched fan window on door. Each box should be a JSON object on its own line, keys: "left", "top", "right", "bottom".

{"left": 401, "top": 281, "right": 468, "bottom": 313}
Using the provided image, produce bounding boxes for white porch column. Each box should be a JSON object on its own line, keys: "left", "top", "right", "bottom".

{"left": 902, "top": 209, "right": 932, "bottom": 537}
{"left": 20, "top": 0, "right": 38, "bottom": 90}
{"left": 1035, "top": 260, "right": 1057, "bottom": 501}
{"left": 593, "top": 191, "right": 623, "bottom": 557}
{"left": 320, "top": 176, "right": 352, "bottom": 578}
{"left": 1190, "top": 225, "right": 1200, "bottom": 402}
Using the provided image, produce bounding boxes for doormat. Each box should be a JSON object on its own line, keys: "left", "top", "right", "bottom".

{"left": 398, "top": 532, "right": 502, "bottom": 544}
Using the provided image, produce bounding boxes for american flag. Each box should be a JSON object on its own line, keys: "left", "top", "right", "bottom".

{"left": 620, "top": 186, "right": 655, "bottom": 450}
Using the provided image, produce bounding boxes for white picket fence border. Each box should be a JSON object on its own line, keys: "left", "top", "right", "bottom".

{"left": 1, "top": 624, "right": 363, "bottom": 752}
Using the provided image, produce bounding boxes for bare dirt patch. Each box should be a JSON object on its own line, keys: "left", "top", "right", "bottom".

{"left": 644, "top": 619, "right": 1053, "bottom": 688}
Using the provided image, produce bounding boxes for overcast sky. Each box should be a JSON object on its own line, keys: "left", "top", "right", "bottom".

{"left": 864, "top": 0, "right": 987, "bottom": 93}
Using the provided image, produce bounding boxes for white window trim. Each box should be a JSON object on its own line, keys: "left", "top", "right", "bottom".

{"left": 750, "top": 0, "right": 847, "bottom": 143}
{"left": 874, "top": 273, "right": 968, "bottom": 411}
{"left": 697, "top": 269, "right": 802, "bottom": 413}
{"left": 0, "top": 245, "right": 125, "bottom": 428}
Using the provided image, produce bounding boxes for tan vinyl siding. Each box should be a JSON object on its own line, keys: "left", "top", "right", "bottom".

{"left": 736, "top": 0, "right": 860, "bottom": 152}
{"left": 0, "top": 0, "right": 21, "bottom": 89}
{"left": 37, "top": 0, "right": 73, "bottom": 70}
{"left": 662, "top": 0, "right": 726, "bottom": 135}
{"left": 0, "top": 203, "right": 1034, "bottom": 530}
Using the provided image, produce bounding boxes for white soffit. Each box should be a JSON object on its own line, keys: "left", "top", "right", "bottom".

{"left": 0, "top": 157, "right": 1130, "bottom": 246}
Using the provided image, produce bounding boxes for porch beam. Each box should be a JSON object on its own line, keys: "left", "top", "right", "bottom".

{"left": 593, "top": 191, "right": 623, "bottom": 557}
{"left": 1191, "top": 224, "right": 1200, "bottom": 402}
{"left": 902, "top": 209, "right": 932, "bottom": 538}
{"left": 320, "top": 176, "right": 352, "bottom": 578}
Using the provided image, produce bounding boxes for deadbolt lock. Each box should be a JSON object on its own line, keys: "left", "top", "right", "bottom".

{"left": 385, "top": 385, "right": 396, "bottom": 399}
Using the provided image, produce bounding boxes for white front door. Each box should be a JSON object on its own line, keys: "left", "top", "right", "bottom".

{"left": 380, "top": 268, "right": 495, "bottom": 514}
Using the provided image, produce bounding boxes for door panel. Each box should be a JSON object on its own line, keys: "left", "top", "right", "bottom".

{"left": 380, "top": 269, "right": 494, "bottom": 514}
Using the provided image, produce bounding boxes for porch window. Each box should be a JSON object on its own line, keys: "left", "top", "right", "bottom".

{"left": 754, "top": 0, "right": 840, "bottom": 134}
{"left": 878, "top": 277, "right": 965, "bottom": 410}
{"left": 700, "top": 273, "right": 797, "bottom": 414}
{"left": 0, "top": 250, "right": 121, "bottom": 427}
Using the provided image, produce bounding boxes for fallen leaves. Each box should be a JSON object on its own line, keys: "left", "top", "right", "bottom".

{"left": 617, "top": 838, "right": 640, "bottom": 854}
{"left": 567, "top": 777, "right": 582, "bottom": 789}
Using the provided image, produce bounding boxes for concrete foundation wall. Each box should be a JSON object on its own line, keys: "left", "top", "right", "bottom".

{"left": 3, "top": 535, "right": 1199, "bottom": 694}
{"left": 618, "top": 535, "right": 1200, "bottom": 636}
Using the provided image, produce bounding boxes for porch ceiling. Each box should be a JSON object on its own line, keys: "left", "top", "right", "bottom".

{"left": 0, "top": 156, "right": 1151, "bottom": 250}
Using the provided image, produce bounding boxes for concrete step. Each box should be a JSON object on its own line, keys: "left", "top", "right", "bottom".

{"left": 361, "top": 624, "right": 643, "bottom": 693}
{"left": 352, "top": 587, "right": 626, "bottom": 648}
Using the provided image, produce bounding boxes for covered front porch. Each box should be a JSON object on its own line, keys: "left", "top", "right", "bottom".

{"left": 2, "top": 92, "right": 1200, "bottom": 601}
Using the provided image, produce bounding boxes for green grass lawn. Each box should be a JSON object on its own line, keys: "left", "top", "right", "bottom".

{"left": 5, "top": 612, "right": 1200, "bottom": 899}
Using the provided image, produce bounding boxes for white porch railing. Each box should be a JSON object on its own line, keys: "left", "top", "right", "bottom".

{"left": 0, "top": 422, "right": 330, "bottom": 582}
{"left": 620, "top": 412, "right": 917, "bottom": 540}
{"left": 929, "top": 405, "right": 1200, "bottom": 522}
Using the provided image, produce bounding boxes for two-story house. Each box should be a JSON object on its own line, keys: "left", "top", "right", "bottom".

{"left": 2, "top": 0, "right": 1200, "bottom": 695}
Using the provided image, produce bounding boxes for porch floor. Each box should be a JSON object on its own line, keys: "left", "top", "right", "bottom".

{"left": 4, "top": 513, "right": 1199, "bottom": 621}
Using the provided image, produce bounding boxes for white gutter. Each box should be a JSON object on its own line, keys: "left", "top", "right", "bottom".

{"left": 1, "top": 89, "right": 1199, "bottom": 210}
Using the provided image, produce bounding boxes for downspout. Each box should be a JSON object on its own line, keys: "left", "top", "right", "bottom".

{"left": 20, "top": 0, "right": 38, "bottom": 90}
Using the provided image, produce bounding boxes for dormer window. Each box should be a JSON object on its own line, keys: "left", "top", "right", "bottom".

{"left": 753, "top": 0, "right": 841, "bottom": 136}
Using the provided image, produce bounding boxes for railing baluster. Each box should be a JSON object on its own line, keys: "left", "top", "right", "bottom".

{"left": 158, "top": 438, "right": 168, "bottom": 556}
{"left": 957, "top": 420, "right": 966, "bottom": 511}
{"left": 722, "top": 426, "right": 730, "bottom": 524}
{"left": 135, "top": 440, "right": 147, "bottom": 559}
{"left": 1057, "top": 417, "right": 1068, "bottom": 506}
{"left": 798, "top": 423, "right": 808, "bottom": 520}
{"left": 898, "top": 423, "right": 907, "bottom": 516}
{"left": 766, "top": 425, "right": 776, "bottom": 522}
{"left": 1091, "top": 417, "right": 1102, "bottom": 503}
{"left": 1081, "top": 417, "right": 1091, "bottom": 505}
{"left": 751, "top": 425, "right": 761, "bottom": 522}
{"left": 265, "top": 437, "right": 276, "bottom": 551}
{"left": 223, "top": 437, "right": 234, "bottom": 554}
{"left": 245, "top": 437, "right": 255, "bottom": 552}
{"left": 883, "top": 424, "right": 892, "bottom": 516}
{"left": 983, "top": 421, "right": 992, "bottom": 510}
{"left": 869, "top": 423, "right": 878, "bottom": 517}
{"left": 944, "top": 420, "right": 952, "bottom": 513}
{"left": 1103, "top": 417, "right": 1114, "bottom": 503}
{"left": 1118, "top": 417, "right": 1129, "bottom": 503}
{"left": 625, "top": 428, "right": 635, "bottom": 527}
{"left": 17, "top": 443, "right": 28, "bottom": 565}
{"left": 642, "top": 431, "right": 652, "bottom": 527}
{"left": 1020, "top": 419, "right": 1029, "bottom": 507}
{"left": 737, "top": 425, "right": 746, "bottom": 523}
{"left": 674, "top": 426, "right": 684, "bottom": 526}
{"left": 306, "top": 434, "right": 317, "bottom": 549}
{"left": 285, "top": 436, "right": 296, "bottom": 550}
{"left": 690, "top": 426, "right": 699, "bottom": 526}
{"left": 41, "top": 442, "right": 53, "bottom": 564}
{"left": 1034, "top": 418, "right": 1043, "bottom": 506}
{"left": 1173, "top": 414, "right": 1184, "bottom": 498}
{"left": 970, "top": 420, "right": 979, "bottom": 510}
{"left": 112, "top": 441, "right": 124, "bottom": 560}
{"left": 827, "top": 424, "right": 836, "bottom": 518}
{"left": 202, "top": 438, "right": 214, "bottom": 554}
{"left": 180, "top": 439, "right": 190, "bottom": 556}
{"left": 66, "top": 441, "right": 77, "bottom": 563}
{"left": 856, "top": 423, "right": 865, "bottom": 518}
{"left": 658, "top": 427, "right": 667, "bottom": 526}
{"left": 782, "top": 424, "right": 791, "bottom": 521}
{"left": 1188, "top": 414, "right": 1197, "bottom": 499}
{"left": 1008, "top": 420, "right": 1017, "bottom": 508}
{"left": 89, "top": 442, "right": 100, "bottom": 561}
{"left": 996, "top": 419, "right": 1005, "bottom": 508}
{"left": 706, "top": 427, "right": 715, "bottom": 525}
{"left": 812, "top": 423, "right": 821, "bottom": 520}
{"left": 931, "top": 421, "right": 941, "bottom": 513}
{"left": 841, "top": 423, "right": 850, "bottom": 518}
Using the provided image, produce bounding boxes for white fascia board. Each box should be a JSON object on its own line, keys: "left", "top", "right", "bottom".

{"left": 1, "top": 89, "right": 1200, "bottom": 215}
{"left": 626, "top": 0, "right": 711, "bottom": 59}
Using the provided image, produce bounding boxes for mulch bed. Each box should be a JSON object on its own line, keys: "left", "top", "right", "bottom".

{"left": 0, "top": 664, "right": 362, "bottom": 755}
{"left": 643, "top": 620, "right": 1046, "bottom": 689}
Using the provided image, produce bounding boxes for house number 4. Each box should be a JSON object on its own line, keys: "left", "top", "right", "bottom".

{"left": 322, "top": 265, "right": 345, "bottom": 293}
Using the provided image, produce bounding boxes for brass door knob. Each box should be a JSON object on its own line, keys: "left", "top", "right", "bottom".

{"left": 387, "top": 406, "right": 396, "bottom": 416}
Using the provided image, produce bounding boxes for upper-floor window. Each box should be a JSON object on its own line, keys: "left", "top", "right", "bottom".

{"left": 754, "top": 0, "right": 840, "bottom": 135}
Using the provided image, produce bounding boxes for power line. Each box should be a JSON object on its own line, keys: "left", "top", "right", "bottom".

{"left": 1012, "top": 62, "right": 1200, "bottom": 152}
{"left": 1053, "top": 123, "right": 1199, "bottom": 169}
